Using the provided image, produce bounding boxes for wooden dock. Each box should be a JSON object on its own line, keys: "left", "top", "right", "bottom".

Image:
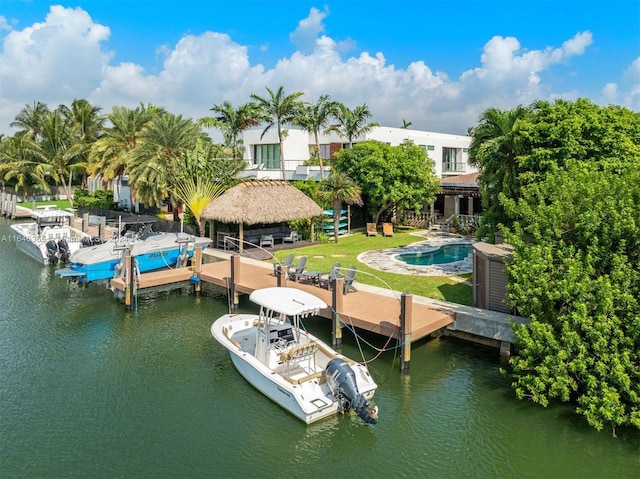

{"left": 111, "top": 254, "right": 455, "bottom": 343}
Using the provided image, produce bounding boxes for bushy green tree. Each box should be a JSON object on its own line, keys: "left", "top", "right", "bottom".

{"left": 333, "top": 140, "right": 439, "bottom": 224}
{"left": 504, "top": 160, "right": 640, "bottom": 435}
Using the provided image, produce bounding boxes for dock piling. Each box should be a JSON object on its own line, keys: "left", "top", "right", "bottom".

{"left": 400, "top": 293, "right": 413, "bottom": 371}
{"left": 331, "top": 278, "right": 344, "bottom": 348}
{"left": 123, "top": 253, "right": 133, "bottom": 312}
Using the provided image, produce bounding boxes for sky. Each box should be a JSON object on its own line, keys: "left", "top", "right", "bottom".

{"left": 0, "top": 0, "right": 638, "bottom": 137}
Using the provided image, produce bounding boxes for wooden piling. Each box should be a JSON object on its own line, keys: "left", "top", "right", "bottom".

{"left": 192, "top": 248, "right": 203, "bottom": 296}
{"left": 82, "top": 213, "right": 89, "bottom": 233}
{"left": 230, "top": 254, "right": 240, "bottom": 310}
{"left": 123, "top": 254, "right": 133, "bottom": 311}
{"left": 331, "top": 278, "right": 344, "bottom": 347}
{"left": 400, "top": 293, "right": 413, "bottom": 372}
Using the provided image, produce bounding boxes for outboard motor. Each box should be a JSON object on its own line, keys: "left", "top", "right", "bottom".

{"left": 81, "top": 236, "right": 92, "bottom": 248}
{"left": 45, "top": 240, "right": 59, "bottom": 264}
{"left": 91, "top": 236, "right": 102, "bottom": 245}
{"left": 57, "top": 238, "right": 70, "bottom": 262}
{"left": 325, "top": 358, "right": 378, "bottom": 424}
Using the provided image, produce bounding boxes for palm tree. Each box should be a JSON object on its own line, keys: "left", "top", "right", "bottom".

{"left": 317, "top": 171, "right": 363, "bottom": 243}
{"left": 468, "top": 105, "right": 528, "bottom": 237}
{"left": 293, "top": 94, "right": 338, "bottom": 180}
{"left": 0, "top": 135, "right": 50, "bottom": 200}
{"left": 127, "top": 112, "right": 206, "bottom": 211}
{"left": 35, "top": 109, "right": 85, "bottom": 207}
{"left": 250, "top": 86, "right": 305, "bottom": 180}
{"left": 199, "top": 101, "right": 264, "bottom": 159}
{"left": 330, "top": 103, "right": 379, "bottom": 149}
{"left": 59, "top": 99, "right": 105, "bottom": 188}
{"left": 10, "top": 101, "right": 50, "bottom": 140}
{"left": 88, "top": 105, "right": 158, "bottom": 212}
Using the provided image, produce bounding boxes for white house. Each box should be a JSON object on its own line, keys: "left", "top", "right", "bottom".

{"left": 239, "top": 125, "right": 476, "bottom": 180}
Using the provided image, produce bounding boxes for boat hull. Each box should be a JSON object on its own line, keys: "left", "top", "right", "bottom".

{"left": 58, "top": 234, "right": 212, "bottom": 282}
{"left": 10, "top": 223, "right": 89, "bottom": 265}
{"left": 212, "top": 312, "right": 376, "bottom": 424}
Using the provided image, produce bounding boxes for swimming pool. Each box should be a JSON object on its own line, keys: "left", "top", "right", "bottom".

{"left": 395, "top": 243, "right": 473, "bottom": 266}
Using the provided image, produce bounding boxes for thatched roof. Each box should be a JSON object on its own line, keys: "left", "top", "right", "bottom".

{"left": 202, "top": 180, "right": 323, "bottom": 225}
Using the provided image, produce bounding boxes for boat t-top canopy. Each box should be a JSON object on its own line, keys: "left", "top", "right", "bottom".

{"left": 32, "top": 205, "right": 75, "bottom": 219}
{"left": 249, "top": 287, "right": 327, "bottom": 317}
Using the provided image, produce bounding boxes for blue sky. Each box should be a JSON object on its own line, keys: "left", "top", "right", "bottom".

{"left": 1, "top": 0, "right": 638, "bottom": 136}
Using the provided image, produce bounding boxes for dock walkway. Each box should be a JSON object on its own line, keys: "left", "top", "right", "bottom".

{"left": 111, "top": 251, "right": 455, "bottom": 343}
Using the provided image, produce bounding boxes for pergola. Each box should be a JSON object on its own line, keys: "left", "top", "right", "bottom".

{"left": 201, "top": 180, "right": 323, "bottom": 252}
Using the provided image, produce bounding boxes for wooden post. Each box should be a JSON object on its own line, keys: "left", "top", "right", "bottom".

{"left": 0, "top": 189, "right": 5, "bottom": 215}
{"left": 230, "top": 254, "right": 240, "bottom": 310}
{"left": 82, "top": 212, "right": 89, "bottom": 233}
{"left": 10, "top": 194, "right": 16, "bottom": 219}
{"left": 193, "top": 247, "right": 203, "bottom": 296}
{"left": 99, "top": 217, "right": 106, "bottom": 241}
{"left": 331, "top": 278, "right": 344, "bottom": 347}
{"left": 124, "top": 253, "right": 133, "bottom": 311}
{"left": 400, "top": 293, "right": 413, "bottom": 372}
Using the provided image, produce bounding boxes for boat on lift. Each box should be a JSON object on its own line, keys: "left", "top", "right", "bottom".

{"left": 55, "top": 216, "right": 211, "bottom": 283}
{"left": 10, "top": 205, "right": 94, "bottom": 265}
{"left": 211, "top": 287, "right": 378, "bottom": 424}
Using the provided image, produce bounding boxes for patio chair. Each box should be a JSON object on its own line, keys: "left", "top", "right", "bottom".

{"left": 342, "top": 265, "right": 358, "bottom": 294}
{"left": 366, "top": 223, "right": 378, "bottom": 236}
{"left": 260, "top": 234, "right": 274, "bottom": 248}
{"left": 318, "top": 263, "right": 342, "bottom": 289}
{"left": 288, "top": 256, "right": 307, "bottom": 282}
{"left": 273, "top": 253, "right": 294, "bottom": 276}
{"left": 383, "top": 223, "right": 394, "bottom": 237}
{"left": 282, "top": 230, "right": 299, "bottom": 243}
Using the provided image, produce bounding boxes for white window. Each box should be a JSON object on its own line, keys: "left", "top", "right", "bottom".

{"left": 253, "top": 144, "right": 280, "bottom": 169}
{"left": 442, "top": 147, "right": 463, "bottom": 173}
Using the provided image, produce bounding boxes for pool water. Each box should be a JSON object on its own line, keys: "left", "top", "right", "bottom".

{"left": 396, "top": 243, "right": 472, "bottom": 266}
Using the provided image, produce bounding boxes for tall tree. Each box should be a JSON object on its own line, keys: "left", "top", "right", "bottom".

{"left": 199, "top": 101, "right": 264, "bottom": 159}
{"left": 250, "top": 86, "right": 305, "bottom": 180}
{"left": 293, "top": 94, "right": 338, "bottom": 180}
{"left": 35, "top": 109, "right": 84, "bottom": 206}
{"left": 88, "top": 105, "right": 157, "bottom": 212}
{"left": 317, "top": 171, "right": 362, "bottom": 243}
{"left": 334, "top": 140, "right": 439, "bottom": 224}
{"left": 0, "top": 135, "right": 50, "bottom": 200}
{"left": 59, "top": 99, "right": 105, "bottom": 188}
{"left": 467, "top": 105, "right": 528, "bottom": 240}
{"left": 10, "top": 101, "right": 50, "bottom": 140}
{"left": 330, "top": 103, "right": 379, "bottom": 148}
{"left": 127, "top": 112, "right": 206, "bottom": 211}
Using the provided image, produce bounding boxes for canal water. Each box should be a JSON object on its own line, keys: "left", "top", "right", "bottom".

{"left": 0, "top": 218, "right": 638, "bottom": 478}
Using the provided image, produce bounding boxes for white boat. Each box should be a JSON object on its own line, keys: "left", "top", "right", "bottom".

{"left": 55, "top": 217, "right": 212, "bottom": 283}
{"left": 10, "top": 205, "right": 93, "bottom": 265}
{"left": 211, "top": 287, "right": 378, "bottom": 424}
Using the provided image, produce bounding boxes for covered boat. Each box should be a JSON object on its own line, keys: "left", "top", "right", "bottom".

{"left": 55, "top": 217, "right": 211, "bottom": 283}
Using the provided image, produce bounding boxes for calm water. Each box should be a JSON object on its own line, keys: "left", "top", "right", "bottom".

{"left": 396, "top": 244, "right": 473, "bottom": 266}
{"left": 0, "top": 218, "right": 638, "bottom": 478}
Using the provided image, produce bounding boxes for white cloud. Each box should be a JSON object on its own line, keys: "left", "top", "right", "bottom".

{"left": 289, "top": 6, "right": 330, "bottom": 53}
{"left": 1, "top": 6, "right": 634, "bottom": 138}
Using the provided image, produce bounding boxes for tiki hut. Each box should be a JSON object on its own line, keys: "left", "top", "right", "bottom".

{"left": 202, "top": 180, "right": 323, "bottom": 252}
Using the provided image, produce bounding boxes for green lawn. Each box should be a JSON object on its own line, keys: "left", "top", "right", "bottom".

{"left": 272, "top": 227, "right": 473, "bottom": 306}
{"left": 18, "top": 199, "right": 72, "bottom": 210}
